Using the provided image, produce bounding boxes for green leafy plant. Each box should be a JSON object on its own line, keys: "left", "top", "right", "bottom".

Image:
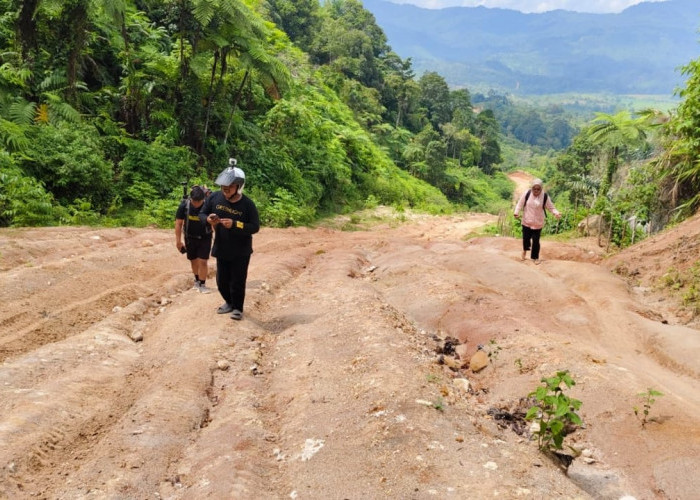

{"left": 0, "top": 160, "right": 57, "bottom": 227}
{"left": 259, "top": 187, "right": 316, "bottom": 227}
{"left": 634, "top": 388, "right": 663, "bottom": 428}
{"left": 525, "top": 370, "right": 583, "bottom": 452}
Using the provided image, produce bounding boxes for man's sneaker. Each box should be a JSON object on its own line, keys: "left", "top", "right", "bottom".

{"left": 217, "top": 303, "right": 234, "bottom": 314}
{"left": 192, "top": 282, "right": 201, "bottom": 291}
{"left": 198, "top": 284, "right": 213, "bottom": 294}
{"left": 230, "top": 309, "right": 243, "bottom": 320}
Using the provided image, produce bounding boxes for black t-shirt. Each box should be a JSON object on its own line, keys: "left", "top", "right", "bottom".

{"left": 200, "top": 191, "right": 260, "bottom": 260}
{"left": 176, "top": 199, "right": 211, "bottom": 239}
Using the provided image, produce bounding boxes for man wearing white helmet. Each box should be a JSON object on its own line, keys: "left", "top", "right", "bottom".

{"left": 199, "top": 159, "right": 260, "bottom": 320}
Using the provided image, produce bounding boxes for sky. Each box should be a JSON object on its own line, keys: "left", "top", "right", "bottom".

{"left": 383, "top": 0, "right": 668, "bottom": 14}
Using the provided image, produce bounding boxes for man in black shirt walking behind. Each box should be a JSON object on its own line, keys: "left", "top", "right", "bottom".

{"left": 200, "top": 159, "right": 260, "bottom": 320}
{"left": 175, "top": 185, "right": 213, "bottom": 293}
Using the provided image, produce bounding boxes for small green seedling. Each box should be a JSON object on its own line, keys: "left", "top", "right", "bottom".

{"left": 487, "top": 339, "right": 502, "bottom": 364}
{"left": 432, "top": 396, "right": 445, "bottom": 412}
{"left": 525, "top": 370, "right": 583, "bottom": 452}
{"left": 514, "top": 358, "right": 524, "bottom": 373}
{"left": 634, "top": 388, "right": 663, "bottom": 428}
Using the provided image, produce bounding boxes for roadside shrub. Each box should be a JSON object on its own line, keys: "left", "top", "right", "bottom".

{"left": 258, "top": 187, "right": 315, "bottom": 227}
{"left": 131, "top": 197, "right": 180, "bottom": 228}
{"left": 18, "top": 123, "right": 114, "bottom": 212}
{"left": 116, "top": 139, "right": 196, "bottom": 208}
{"left": 60, "top": 198, "right": 101, "bottom": 226}
{"left": 0, "top": 155, "right": 57, "bottom": 226}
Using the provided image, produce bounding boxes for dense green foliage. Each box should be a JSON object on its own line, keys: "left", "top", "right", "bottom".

{"left": 473, "top": 92, "right": 579, "bottom": 151}
{"left": 499, "top": 52, "right": 700, "bottom": 249}
{"left": 657, "top": 57, "right": 700, "bottom": 218}
{"left": 1, "top": 0, "right": 699, "bottom": 240}
{"left": 0, "top": 0, "right": 519, "bottom": 228}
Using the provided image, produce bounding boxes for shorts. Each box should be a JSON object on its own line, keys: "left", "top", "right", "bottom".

{"left": 185, "top": 237, "right": 212, "bottom": 261}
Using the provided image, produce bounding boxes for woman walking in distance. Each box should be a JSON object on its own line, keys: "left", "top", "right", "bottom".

{"left": 513, "top": 178, "right": 561, "bottom": 264}
{"left": 200, "top": 159, "right": 260, "bottom": 320}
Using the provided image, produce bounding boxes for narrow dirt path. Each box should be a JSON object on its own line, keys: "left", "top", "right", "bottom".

{"left": 1, "top": 214, "right": 699, "bottom": 499}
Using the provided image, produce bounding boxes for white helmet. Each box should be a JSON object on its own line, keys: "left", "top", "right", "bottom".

{"left": 215, "top": 158, "right": 245, "bottom": 191}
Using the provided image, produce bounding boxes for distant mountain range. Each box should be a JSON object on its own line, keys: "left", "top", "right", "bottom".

{"left": 362, "top": 0, "right": 700, "bottom": 95}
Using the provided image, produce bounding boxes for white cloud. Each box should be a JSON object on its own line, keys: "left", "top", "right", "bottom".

{"left": 384, "top": 0, "right": 668, "bottom": 14}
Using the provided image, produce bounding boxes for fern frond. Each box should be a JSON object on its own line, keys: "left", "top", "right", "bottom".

{"left": 192, "top": 0, "right": 217, "bottom": 26}
{"left": 0, "top": 118, "right": 29, "bottom": 152}
{"left": 8, "top": 100, "right": 36, "bottom": 125}
{"left": 38, "top": 71, "right": 68, "bottom": 91}
{"left": 0, "top": 62, "right": 33, "bottom": 89}
{"left": 49, "top": 102, "right": 82, "bottom": 124}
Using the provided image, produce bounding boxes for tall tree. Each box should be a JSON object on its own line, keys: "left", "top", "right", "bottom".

{"left": 418, "top": 71, "right": 451, "bottom": 131}
{"left": 15, "top": 0, "right": 41, "bottom": 60}
{"left": 659, "top": 56, "right": 700, "bottom": 214}
{"left": 475, "top": 109, "right": 502, "bottom": 173}
{"left": 587, "top": 110, "right": 649, "bottom": 207}
{"left": 265, "top": 0, "right": 320, "bottom": 51}
{"left": 380, "top": 54, "right": 420, "bottom": 131}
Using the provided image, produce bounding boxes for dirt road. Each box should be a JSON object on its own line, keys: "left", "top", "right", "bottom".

{"left": 1, "top": 207, "right": 699, "bottom": 499}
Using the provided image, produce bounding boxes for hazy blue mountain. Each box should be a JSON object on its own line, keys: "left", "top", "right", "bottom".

{"left": 362, "top": 0, "right": 699, "bottom": 95}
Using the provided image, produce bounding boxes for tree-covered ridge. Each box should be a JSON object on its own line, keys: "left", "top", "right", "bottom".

{"left": 2, "top": 0, "right": 700, "bottom": 243}
{"left": 362, "top": 0, "right": 699, "bottom": 95}
{"left": 0, "top": 0, "right": 512, "bottom": 228}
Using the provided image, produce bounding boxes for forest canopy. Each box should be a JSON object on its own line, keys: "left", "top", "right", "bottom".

{"left": 0, "top": 0, "right": 513, "bottom": 228}
{"left": 0, "top": 0, "right": 699, "bottom": 239}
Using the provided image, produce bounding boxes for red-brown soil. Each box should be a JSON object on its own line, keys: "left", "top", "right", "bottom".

{"left": 1, "top": 186, "right": 699, "bottom": 498}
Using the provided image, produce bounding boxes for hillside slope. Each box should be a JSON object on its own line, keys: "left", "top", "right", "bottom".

{"left": 362, "top": 0, "right": 699, "bottom": 94}
{"left": 0, "top": 213, "right": 699, "bottom": 498}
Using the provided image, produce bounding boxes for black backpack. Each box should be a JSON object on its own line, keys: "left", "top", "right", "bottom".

{"left": 524, "top": 189, "right": 548, "bottom": 215}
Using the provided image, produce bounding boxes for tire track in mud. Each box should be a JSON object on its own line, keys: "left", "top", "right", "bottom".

{"left": 0, "top": 288, "right": 187, "bottom": 498}
{"left": 0, "top": 285, "right": 145, "bottom": 361}
{"left": 4, "top": 229, "right": 329, "bottom": 498}
{"left": 0, "top": 271, "right": 190, "bottom": 363}
{"left": 0, "top": 226, "right": 189, "bottom": 363}
{"left": 0, "top": 227, "right": 164, "bottom": 271}
{"left": 3, "top": 223, "right": 700, "bottom": 499}
{"left": 162, "top": 231, "right": 583, "bottom": 499}
{"left": 158, "top": 235, "right": 331, "bottom": 498}
{"left": 0, "top": 227, "right": 201, "bottom": 498}
{"left": 246, "top": 243, "right": 430, "bottom": 498}
{"left": 0, "top": 227, "right": 321, "bottom": 499}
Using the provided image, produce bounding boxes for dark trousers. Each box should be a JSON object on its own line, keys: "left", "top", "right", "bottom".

{"left": 522, "top": 225, "right": 542, "bottom": 260}
{"left": 216, "top": 255, "right": 251, "bottom": 311}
